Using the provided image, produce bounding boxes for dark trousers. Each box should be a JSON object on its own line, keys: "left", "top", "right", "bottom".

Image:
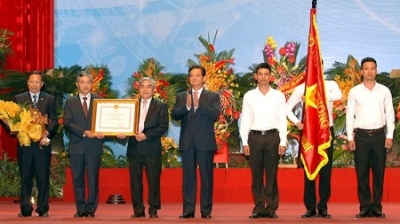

{"left": 18, "top": 144, "right": 51, "bottom": 215}
{"left": 248, "top": 131, "right": 280, "bottom": 214}
{"left": 354, "top": 130, "right": 386, "bottom": 212}
{"left": 128, "top": 155, "right": 161, "bottom": 215}
{"left": 303, "top": 127, "right": 334, "bottom": 212}
{"left": 69, "top": 153, "right": 101, "bottom": 214}
{"left": 181, "top": 144, "right": 214, "bottom": 214}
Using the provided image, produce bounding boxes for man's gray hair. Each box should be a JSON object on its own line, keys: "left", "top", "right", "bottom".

{"left": 139, "top": 77, "right": 156, "bottom": 88}
{"left": 76, "top": 71, "right": 93, "bottom": 82}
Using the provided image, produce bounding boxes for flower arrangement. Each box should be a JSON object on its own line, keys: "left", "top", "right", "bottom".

{"left": 0, "top": 100, "right": 22, "bottom": 127}
{"left": 161, "top": 136, "right": 180, "bottom": 168}
{"left": 262, "top": 36, "right": 305, "bottom": 92}
{"left": 0, "top": 100, "right": 49, "bottom": 147}
{"left": 127, "top": 58, "right": 176, "bottom": 108}
{"left": 332, "top": 134, "right": 353, "bottom": 167}
{"left": 326, "top": 55, "right": 362, "bottom": 131}
{"left": 188, "top": 33, "right": 240, "bottom": 150}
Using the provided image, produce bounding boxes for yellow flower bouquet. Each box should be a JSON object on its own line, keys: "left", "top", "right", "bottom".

{"left": 0, "top": 100, "right": 22, "bottom": 132}
{"left": 0, "top": 100, "right": 48, "bottom": 147}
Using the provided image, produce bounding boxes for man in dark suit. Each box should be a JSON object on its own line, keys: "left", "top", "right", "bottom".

{"left": 14, "top": 71, "right": 58, "bottom": 218}
{"left": 118, "top": 77, "right": 169, "bottom": 219}
{"left": 171, "top": 65, "right": 221, "bottom": 219}
{"left": 64, "top": 71, "right": 104, "bottom": 218}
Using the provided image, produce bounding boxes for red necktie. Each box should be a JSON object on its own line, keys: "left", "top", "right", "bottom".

{"left": 82, "top": 97, "right": 88, "bottom": 118}
{"left": 193, "top": 91, "right": 199, "bottom": 112}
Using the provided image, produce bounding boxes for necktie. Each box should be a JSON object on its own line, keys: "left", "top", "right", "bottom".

{"left": 139, "top": 100, "right": 148, "bottom": 132}
{"left": 82, "top": 97, "right": 88, "bottom": 118}
{"left": 32, "top": 95, "right": 37, "bottom": 108}
{"left": 193, "top": 91, "right": 199, "bottom": 112}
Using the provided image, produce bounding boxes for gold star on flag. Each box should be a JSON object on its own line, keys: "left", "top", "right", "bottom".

{"left": 305, "top": 84, "right": 318, "bottom": 109}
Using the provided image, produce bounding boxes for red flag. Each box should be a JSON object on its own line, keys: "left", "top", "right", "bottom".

{"left": 300, "top": 8, "right": 331, "bottom": 180}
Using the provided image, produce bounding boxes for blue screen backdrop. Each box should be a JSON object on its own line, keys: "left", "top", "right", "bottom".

{"left": 55, "top": 0, "right": 400, "bottom": 155}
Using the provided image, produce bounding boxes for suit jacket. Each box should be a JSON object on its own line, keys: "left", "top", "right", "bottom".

{"left": 15, "top": 91, "right": 58, "bottom": 151}
{"left": 171, "top": 89, "right": 220, "bottom": 151}
{"left": 127, "top": 98, "right": 169, "bottom": 158}
{"left": 64, "top": 94, "right": 103, "bottom": 155}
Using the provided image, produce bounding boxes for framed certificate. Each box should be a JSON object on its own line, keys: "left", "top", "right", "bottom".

{"left": 91, "top": 99, "right": 139, "bottom": 136}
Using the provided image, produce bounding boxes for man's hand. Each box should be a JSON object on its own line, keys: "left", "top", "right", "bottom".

{"left": 296, "top": 122, "right": 304, "bottom": 130}
{"left": 278, "top": 146, "right": 286, "bottom": 155}
{"left": 135, "top": 132, "right": 147, "bottom": 142}
{"left": 117, "top": 133, "right": 126, "bottom": 139}
{"left": 348, "top": 140, "right": 356, "bottom": 151}
{"left": 84, "top": 130, "right": 96, "bottom": 138}
{"left": 243, "top": 145, "right": 250, "bottom": 156}
{"left": 385, "top": 138, "right": 393, "bottom": 150}
{"left": 95, "top": 132, "right": 104, "bottom": 139}
{"left": 186, "top": 92, "right": 192, "bottom": 108}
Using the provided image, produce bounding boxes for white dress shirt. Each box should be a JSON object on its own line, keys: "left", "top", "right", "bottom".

{"left": 239, "top": 86, "right": 287, "bottom": 146}
{"left": 346, "top": 82, "right": 395, "bottom": 141}
{"left": 79, "top": 93, "right": 91, "bottom": 111}
{"left": 187, "top": 88, "right": 203, "bottom": 111}
{"left": 29, "top": 91, "right": 40, "bottom": 103}
{"left": 286, "top": 80, "right": 342, "bottom": 126}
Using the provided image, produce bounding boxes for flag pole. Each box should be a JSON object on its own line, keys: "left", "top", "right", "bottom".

{"left": 312, "top": 0, "right": 317, "bottom": 8}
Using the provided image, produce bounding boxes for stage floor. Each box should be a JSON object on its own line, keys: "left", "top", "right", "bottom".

{"left": 1, "top": 202, "right": 400, "bottom": 223}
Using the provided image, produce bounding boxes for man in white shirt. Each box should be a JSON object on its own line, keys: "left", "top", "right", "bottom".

{"left": 240, "top": 63, "right": 287, "bottom": 219}
{"left": 346, "top": 57, "right": 394, "bottom": 219}
{"left": 286, "top": 80, "right": 342, "bottom": 218}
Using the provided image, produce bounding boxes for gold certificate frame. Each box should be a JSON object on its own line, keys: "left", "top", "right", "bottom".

{"left": 91, "top": 99, "right": 139, "bottom": 136}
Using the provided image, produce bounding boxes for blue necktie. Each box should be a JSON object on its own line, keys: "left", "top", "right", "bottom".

{"left": 33, "top": 95, "right": 37, "bottom": 108}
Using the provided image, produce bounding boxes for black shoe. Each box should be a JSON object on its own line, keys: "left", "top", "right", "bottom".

{"left": 149, "top": 213, "right": 158, "bottom": 218}
{"left": 249, "top": 212, "right": 265, "bottom": 219}
{"left": 86, "top": 212, "right": 95, "bottom": 218}
{"left": 266, "top": 212, "right": 278, "bottom": 219}
{"left": 131, "top": 212, "right": 145, "bottom": 218}
{"left": 201, "top": 213, "right": 212, "bottom": 219}
{"left": 301, "top": 210, "right": 318, "bottom": 218}
{"left": 318, "top": 210, "right": 331, "bottom": 218}
{"left": 38, "top": 212, "right": 49, "bottom": 218}
{"left": 371, "top": 210, "right": 385, "bottom": 218}
{"left": 179, "top": 212, "right": 195, "bottom": 219}
{"left": 355, "top": 210, "right": 371, "bottom": 218}
{"left": 74, "top": 212, "right": 86, "bottom": 218}
{"left": 18, "top": 212, "right": 32, "bottom": 217}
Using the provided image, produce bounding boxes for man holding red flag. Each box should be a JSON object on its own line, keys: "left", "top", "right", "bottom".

{"left": 287, "top": 80, "right": 341, "bottom": 218}
{"left": 297, "top": 6, "right": 334, "bottom": 218}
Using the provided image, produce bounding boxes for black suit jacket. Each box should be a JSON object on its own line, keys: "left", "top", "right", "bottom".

{"left": 127, "top": 98, "right": 169, "bottom": 158}
{"left": 171, "top": 90, "right": 220, "bottom": 151}
{"left": 15, "top": 91, "right": 59, "bottom": 144}
{"left": 64, "top": 94, "right": 103, "bottom": 155}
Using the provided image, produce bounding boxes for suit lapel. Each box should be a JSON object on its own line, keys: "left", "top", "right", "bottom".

{"left": 145, "top": 98, "right": 156, "bottom": 122}
{"left": 36, "top": 92, "right": 45, "bottom": 109}
{"left": 74, "top": 95, "right": 86, "bottom": 117}
{"left": 22, "top": 92, "right": 33, "bottom": 105}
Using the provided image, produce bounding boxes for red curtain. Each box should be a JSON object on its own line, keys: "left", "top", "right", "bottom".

{"left": 0, "top": 0, "right": 54, "bottom": 159}
{"left": 0, "top": 0, "right": 54, "bottom": 71}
